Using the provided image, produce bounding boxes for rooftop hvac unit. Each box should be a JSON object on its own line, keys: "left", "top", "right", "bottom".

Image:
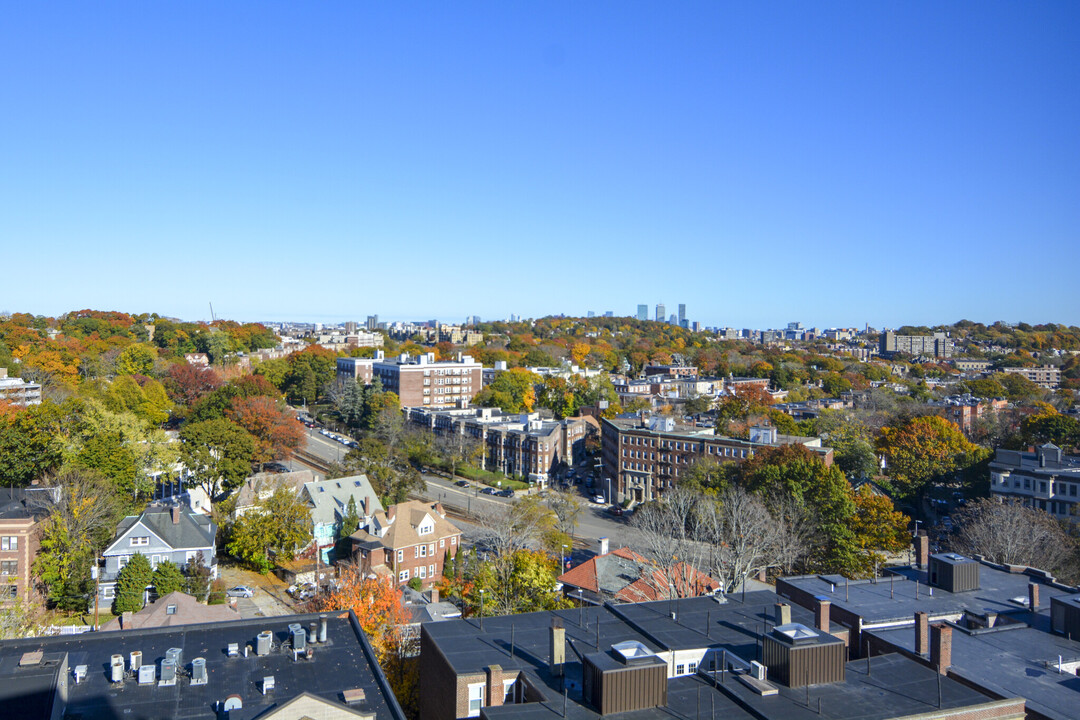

{"left": 138, "top": 664, "right": 156, "bottom": 685}
{"left": 292, "top": 627, "right": 306, "bottom": 652}
{"left": 165, "top": 647, "right": 183, "bottom": 668}
{"left": 256, "top": 630, "right": 273, "bottom": 656}
{"left": 159, "top": 659, "right": 177, "bottom": 686}
{"left": 308, "top": 622, "right": 318, "bottom": 643}
{"left": 73, "top": 665, "right": 87, "bottom": 684}
{"left": 262, "top": 676, "right": 275, "bottom": 695}
{"left": 110, "top": 655, "right": 124, "bottom": 683}
{"left": 288, "top": 622, "right": 302, "bottom": 636}
{"left": 227, "top": 643, "right": 239, "bottom": 657}
{"left": 222, "top": 695, "right": 243, "bottom": 713}
{"left": 191, "top": 657, "right": 207, "bottom": 685}
{"left": 129, "top": 651, "right": 142, "bottom": 672}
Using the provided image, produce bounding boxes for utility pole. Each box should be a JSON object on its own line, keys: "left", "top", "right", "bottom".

{"left": 92, "top": 558, "right": 101, "bottom": 631}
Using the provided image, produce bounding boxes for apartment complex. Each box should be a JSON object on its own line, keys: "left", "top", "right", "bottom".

{"left": 407, "top": 406, "right": 597, "bottom": 484}
{"left": 879, "top": 331, "right": 955, "bottom": 358}
{"left": 336, "top": 351, "right": 484, "bottom": 408}
{"left": 989, "top": 443, "right": 1080, "bottom": 520}
{"left": 347, "top": 500, "right": 462, "bottom": 588}
{"left": 0, "top": 368, "right": 42, "bottom": 406}
{"left": 602, "top": 417, "right": 832, "bottom": 504}
{"left": 1002, "top": 365, "right": 1062, "bottom": 388}
{"left": 418, "top": 591, "right": 1021, "bottom": 720}
{"left": 0, "top": 487, "right": 55, "bottom": 603}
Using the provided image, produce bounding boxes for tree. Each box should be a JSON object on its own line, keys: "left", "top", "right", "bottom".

{"left": 178, "top": 418, "right": 257, "bottom": 501}
{"left": 341, "top": 496, "right": 361, "bottom": 538}
{"left": 310, "top": 566, "right": 411, "bottom": 659}
{"left": 152, "top": 560, "right": 186, "bottom": 596}
{"left": 33, "top": 470, "right": 123, "bottom": 610}
{"left": 877, "top": 415, "right": 987, "bottom": 500}
{"left": 467, "top": 549, "right": 568, "bottom": 616}
{"left": 164, "top": 362, "right": 223, "bottom": 408}
{"left": 0, "top": 599, "right": 45, "bottom": 640}
{"left": 113, "top": 553, "right": 153, "bottom": 614}
{"left": 1021, "top": 408, "right": 1080, "bottom": 451}
{"left": 545, "top": 490, "right": 584, "bottom": 542}
{"left": 473, "top": 368, "right": 539, "bottom": 413}
{"left": 629, "top": 487, "right": 708, "bottom": 598}
{"left": 226, "top": 395, "right": 305, "bottom": 465}
{"left": 114, "top": 343, "right": 157, "bottom": 376}
{"left": 681, "top": 457, "right": 736, "bottom": 495}
{"left": 226, "top": 487, "right": 312, "bottom": 571}
{"left": 696, "top": 486, "right": 780, "bottom": 593}
{"left": 184, "top": 551, "right": 212, "bottom": 601}
{"left": 0, "top": 401, "right": 64, "bottom": 486}
{"left": 815, "top": 411, "right": 880, "bottom": 479}
{"left": 850, "top": 487, "right": 910, "bottom": 576}
{"left": 952, "top": 499, "right": 1076, "bottom": 580}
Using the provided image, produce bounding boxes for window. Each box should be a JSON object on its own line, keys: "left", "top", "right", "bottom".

{"left": 418, "top": 566, "right": 427, "bottom": 579}
{"left": 676, "top": 664, "right": 685, "bottom": 675}
{"left": 166, "top": 604, "right": 177, "bottom": 615}
{"left": 103, "top": 586, "right": 115, "bottom": 599}
{"left": 1041, "top": 481, "right": 1047, "bottom": 493}
{"left": 397, "top": 550, "right": 404, "bottom": 562}
{"left": 118, "top": 556, "right": 130, "bottom": 568}
{"left": 399, "top": 569, "right": 410, "bottom": 582}
{"left": 415, "top": 546, "right": 420, "bottom": 558}
{"left": 1072, "top": 485, "right": 1077, "bottom": 497}
{"left": 130, "top": 536, "right": 150, "bottom": 546}
{"left": 429, "top": 564, "right": 435, "bottom": 577}
{"left": 451, "top": 536, "right": 457, "bottom": 545}
{"left": 0, "top": 536, "right": 17, "bottom": 551}
{"left": 420, "top": 545, "right": 427, "bottom": 558}
{"left": 0, "top": 560, "right": 16, "bottom": 575}
{"left": 440, "top": 538, "right": 445, "bottom": 548}
{"left": 688, "top": 662, "right": 697, "bottom": 674}
{"left": 467, "top": 683, "right": 485, "bottom": 717}
{"left": 5, "top": 585, "right": 15, "bottom": 599}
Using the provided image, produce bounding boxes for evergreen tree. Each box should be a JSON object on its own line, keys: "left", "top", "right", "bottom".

{"left": 113, "top": 553, "right": 152, "bottom": 615}
{"left": 151, "top": 560, "right": 185, "bottom": 597}
{"left": 341, "top": 496, "right": 360, "bottom": 538}
{"left": 183, "top": 551, "right": 212, "bottom": 601}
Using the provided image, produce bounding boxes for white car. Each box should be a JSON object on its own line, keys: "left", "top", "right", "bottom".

{"left": 592, "top": 494, "right": 606, "bottom": 504}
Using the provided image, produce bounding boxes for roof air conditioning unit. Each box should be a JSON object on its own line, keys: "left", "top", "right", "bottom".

{"left": 138, "top": 664, "right": 156, "bottom": 685}
{"left": 110, "top": 655, "right": 124, "bottom": 683}
{"left": 191, "top": 657, "right": 208, "bottom": 685}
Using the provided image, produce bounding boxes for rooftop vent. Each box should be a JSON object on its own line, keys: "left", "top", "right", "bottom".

{"left": 262, "top": 676, "right": 275, "bottom": 695}
{"left": 929, "top": 553, "right": 980, "bottom": 593}
{"left": 227, "top": 642, "right": 239, "bottom": 657}
{"left": 611, "top": 640, "right": 654, "bottom": 664}
{"left": 772, "top": 623, "right": 820, "bottom": 645}
{"left": 138, "top": 664, "right": 156, "bottom": 685}
{"left": 166, "top": 604, "right": 177, "bottom": 615}
{"left": 191, "top": 657, "right": 207, "bottom": 685}
{"left": 763, "top": 623, "right": 846, "bottom": 688}
{"left": 222, "top": 695, "right": 243, "bottom": 712}
{"left": 73, "top": 665, "right": 87, "bottom": 684}
{"left": 342, "top": 688, "right": 367, "bottom": 705}
{"left": 19, "top": 651, "right": 43, "bottom": 667}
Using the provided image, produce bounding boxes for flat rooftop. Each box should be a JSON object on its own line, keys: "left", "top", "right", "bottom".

{"left": 0, "top": 611, "right": 405, "bottom": 720}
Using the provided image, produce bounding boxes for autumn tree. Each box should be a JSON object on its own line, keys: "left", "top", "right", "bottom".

{"left": 226, "top": 487, "right": 312, "bottom": 571}
{"left": 1021, "top": 407, "right": 1080, "bottom": 451}
{"left": 164, "top": 362, "right": 223, "bottom": 408}
{"left": 114, "top": 343, "right": 158, "bottom": 376}
{"left": 178, "top": 418, "right": 257, "bottom": 501}
{"left": 226, "top": 395, "right": 305, "bottom": 465}
{"left": 877, "top": 415, "right": 987, "bottom": 500}
{"left": 850, "top": 487, "right": 911, "bottom": 576}
{"left": 473, "top": 368, "right": 539, "bottom": 413}
{"left": 467, "top": 549, "right": 569, "bottom": 616}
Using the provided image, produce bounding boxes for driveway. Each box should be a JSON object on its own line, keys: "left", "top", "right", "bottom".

{"left": 219, "top": 563, "right": 297, "bottom": 619}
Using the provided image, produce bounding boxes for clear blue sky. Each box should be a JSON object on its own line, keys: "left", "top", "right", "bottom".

{"left": 2, "top": 3, "right": 1077, "bottom": 329}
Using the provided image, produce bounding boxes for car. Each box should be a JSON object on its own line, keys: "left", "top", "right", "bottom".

{"left": 226, "top": 586, "right": 254, "bottom": 598}
{"left": 607, "top": 505, "right": 624, "bottom": 516}
{"left": 592, "top": 494, "right": 606, "bottom": 504}
{"left": 498, "top": 488, "right": 515, "bottom": 498}
{"left": 454, "top": 480, "right": 470, "bottom": 488}
{"left": 481, "top": 487, "right": 500, "bottom": 496}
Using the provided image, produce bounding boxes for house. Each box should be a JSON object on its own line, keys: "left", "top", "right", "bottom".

{"left": 0, "top": 368, "right": 42, "bottom": 406}
{"left": 303, "top": 475, "right": 383, "bottom": 563}
{"left": 418, "top": 592, "right": 1022, "bottom": 720}
{"left": 0, "top": 487, "right": 57, "bottom": 604}
{"left": 0, "top": 610, "right": 407, "bottom": 720}
{"left": 96, "top": 505, "right": 216, "bottom": 608}
{"left": 183, "top": 352, "right": 210, "bottom": 366}
{"left": 98, "top": 590, "right": 239, "bottom": 631}
{"left": 234, "top": 469, "right": 316, "bottom": 518}
{"left": 557, "top": 546, "right": 719, "bottom": 604}
{"left": 347, "top": 500, "right": 461, "bottom": 588}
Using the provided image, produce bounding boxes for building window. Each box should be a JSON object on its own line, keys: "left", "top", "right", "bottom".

{"left": 451, "top": 536, "right": 457, "bottom": 545}
{"left": 676, "top": 664, "right": 685, "bottom": 675}
{"left": 397, "top": 550, "right": 404, "bottom": 562}
{"left": 440, "top": 538, "right": 445, "bottom": 548}
{"left": 429, "top": 564, "right": 435, "bottom": 577}
{"left": 418, "top": 566, "right": 427, "bottom": 579}
{"left": 130, "top": 536, "right": 149, "bottom": 546}
{"left": 0, "top": 560, "right": 16, "bottom": 575}
{"left": 5, "top": 585, "right": 16, "bottom": 599}
{"left": 467, "top": 683, "right": 485, "bottom": 717}
{"left": 420, "top": 545, "right": 427, "bottom": 558}
{"left": 0, "top": 536, "right": 17, "bottom": 551}
{"left": 399, "top": 569, "right": 410, "bottom": 582}
{"left": 689, "top": 662, "right": 697, "bottom": 674}
{"left": 103, "top": 586, "right": 115, "bottom": 599}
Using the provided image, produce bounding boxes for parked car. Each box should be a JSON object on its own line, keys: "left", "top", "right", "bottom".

{"left": 498, "top": 488, "right": 515, "bottom": 498}
{"left": 454, "top": 480, "right": 470, "bottom": 488}
{"left": 592, "top": 494, "right": 606, "bottom": 504}
{"left": 607, "top": 505, "right": 623, "bottom": 516}
{"left": 226, "top": 586, "right": 254, "bottom": 598}
{"left": 481, "top": 487, "right": 500, "bottom": 496}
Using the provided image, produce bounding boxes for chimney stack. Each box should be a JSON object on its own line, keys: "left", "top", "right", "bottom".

{"left": 775, "top": 602, "right": 791, "bottom": 626}
{"left": 121, "top": 612, "right": 132, "bottom": 630}
{"left": 485, "top": 665, "right": 504, "bottom": 708}
{"left": 364, "top": 496, "right": 370, "bottom": 515}
{"left": 915, "top": 532, "right": 929, "bottom": 569}
{"left": 598, "top": 537, "right": 609, "bottom": 556}
{"left": 1029, "top": 582, "right": 1040, "bottom": 611}
{"left": 915, "top": 612, "right": 929, "bottom": 655}
{"left": 931, "top": 624, "right": 952, "bottom": 675}
{"left": 171, "top": 506, "right": 181, "bottom": 525}
{"left": 815, "top": 599, "right": 831, "bottom": 633}
{"left": 387, "top": 506, "right": 396, "bottom": 522}
{"left": 549, "top": 621, "right": 566, "bottom": 677}
{"left": 429, "top": 587, "right": 440, "bottom": 604}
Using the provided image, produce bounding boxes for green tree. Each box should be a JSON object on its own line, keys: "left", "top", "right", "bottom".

{"left": 113, "top": 553, "right": 153, "bottom": 614}
{"left": 877, "top": 415, "right": 987, "bottom": 500}
{"left": 1021, "top": 408, "right": 1080, "bottom": 451}
{"left": 151, "top": 560, "right": 186, "bottom": 596}
{"left": 341, "top": 495, "right": 361, "bottom": 537}
{"left": 114, "top": 343, "right": 157, "bottom": 376}
{"left": 473, "top": 368, "right": 539, "bottom": 413}
{"left": 466, "top": 549, "right": 569, "bottom": 616}
{"left": 179, "top": 418, "right": 256, "bottom": 501}
{"left": 183, "top": 551, "right": 212, "bottom": 601}
{"left": 0, "top": 402, "right": 64, "bottom": 486}
{"left": 226, "top": 487, "right": 312, "bottom": 571}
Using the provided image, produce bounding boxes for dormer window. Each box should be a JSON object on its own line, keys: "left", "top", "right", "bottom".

{"left": 418, "top": 522, "right": 433, "bottom": 535}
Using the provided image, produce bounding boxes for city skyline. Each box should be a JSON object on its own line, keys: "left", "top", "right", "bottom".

{"left": 2, "top": 4, "right": 1078, "bottom": 327}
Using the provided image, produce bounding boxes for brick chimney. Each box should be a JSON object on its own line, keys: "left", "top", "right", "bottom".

{"left": 931, "top": 624, "right": 952, "bottom": 675}
{"left": 121, "top": 612, "right": 132, "bottom": 630}
{"left": 775, "top": 602, "right": 791, "bottom": 626}
{"left": 1029, "top": 582, "right": 1040, "bottom": 611}
{"left": 815, "top": 599, "right": 831, "bottom": 633}
{"left": 171, "top": 506, "right": 181, "bottom": 525}
{"left": 549, "top": 622, "right": 566, "bottom": 677}
{"left": 434, "top": 502, "right": 445, "bottom": 517}
{"left": 915, "top": 612, "right": 929, "bottom": 655}
{"left": 387, "top": 506, "right": 396, "bottom": 522}
{"left": 485, "top": 665, "right": 503, "bottom": 708}
{"left": 429, "top": 587, "right": 439, "bottom": 603}
{"left": 364, "top": 496, "right": 371, "bottom": 515}
{"left": 914, "top": 532, "right": 929, "bottom": 569}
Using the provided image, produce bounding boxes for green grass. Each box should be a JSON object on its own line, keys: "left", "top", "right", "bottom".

{"left": 452, "top": 464, "right": 531, "bottom": 490}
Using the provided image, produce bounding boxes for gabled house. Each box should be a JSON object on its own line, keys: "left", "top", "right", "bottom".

{"left": 233, "top": 469, "right": 316, "bottom": 518}
{"left": 302, "top": 475, "right": 383, "bottom": 563}
{"left": 558, "top": 546, "right": 719, "bottom": 604}
{"left": 347, "top": 500, "right": 461, "bottom": 588}
{"left": 96, "top": 505, "right": 216, "bottom": 608}
{"left": 98, "top": 590, "right": 239, "bottom": 631}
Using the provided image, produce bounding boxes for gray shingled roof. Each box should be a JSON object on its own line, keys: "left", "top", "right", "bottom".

{"left": 111, "top": 508, "right": 215, "bottom": 551}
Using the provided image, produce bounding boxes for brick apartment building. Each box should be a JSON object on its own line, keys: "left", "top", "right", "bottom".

{"left": 0, "top": 487, "right": 55, "bottom": 603}
{"left": 347, "top": 500, "right": 462, "bottom": 588}
{"left": 602, "top": 416, "right": 832, "bottom": 504}
{"left": 879, "top": 331, "right": 955, "bottom": 358}
{"left": 1002, "top": 365, "right": 1062, "bottom": 389}
{"left": 337, "top": 351, "right": 483, "bottom": 409}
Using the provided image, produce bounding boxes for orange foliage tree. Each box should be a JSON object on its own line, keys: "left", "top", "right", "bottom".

{"left": 225, "top": 395, "right": 305, "bottom": 465}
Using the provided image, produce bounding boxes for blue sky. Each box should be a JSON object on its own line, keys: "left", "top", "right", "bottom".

{"left": 2, "top": 3, "right": 1077, "bottom": 329}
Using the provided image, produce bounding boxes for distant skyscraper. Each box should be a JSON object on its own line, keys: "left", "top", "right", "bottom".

{"left": 678, "top": 304, "right": 686, "bottom": 325}
{"left": 604, "top": 311, "right": 613, "bottom": 318}
{"left": 365, "top": 315, "right": 379, "bottom": 330}
{"left": 655, "top": 303, "right": 666, "bottom": 322}
{"left": 587, "top": 311, "right": 595, "bottom": 318}
{"left": 344, "top": 321, "right": 358, "bottom": 334}
{"left": 669, "top": 314, "right": 678, "bottom": 324}
{"left": 637, "top": 304, "right": 648, "bottom": 321}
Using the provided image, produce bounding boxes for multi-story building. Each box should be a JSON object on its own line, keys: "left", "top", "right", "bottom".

{"left": 1002, "top": 365, "right": 1062, "bottom": 388}
{"left": 602, "top": 417, "right": 832, "bottom": 504}
{"left": 655, "top": 303, "right": 665, "bottom": 322}
{"left": 418, "top": 590, "right": 1019, "bottom": 720}
{"left": 879, "top": 331, "right": 954, "bottom": 358}
{"left": 636, "top": 304, "right": 648, "bottom": 321}
{"left": 928, "top": 394, "right": 1007, "bottom": 435}
{"left": 336, "top": 355, "right": 375, "bottom": 384}
{"left": 96, "top": 505, "right": 217, "bottom": 608}
{"left": 303, "top": 475, "right": 383, "bottom": 562}
{"left": 0, "top": 368, "right": 42, "bottom": 406}
{"left": 373, "top": 353, "right": 483, "bottom": 409}
{"left": 989, "top": 443, "right": 1080, "bottom": 520}
{"left": 642, "top": 364, "right": 699, "bottom": 379}
{"left": 678, "top": 303, "right": 686, "bottom": 327}
{"left": 0, "top": 487, "right": 55, "bottom": 603}
{"left": 953, "top": 359, "right": 992, "bottom": 373}
{"left": 406, "top": 406, "right": 598, "bottom": 485}
{"left": 348, "top": 500, "right": 461, "bottom": 588}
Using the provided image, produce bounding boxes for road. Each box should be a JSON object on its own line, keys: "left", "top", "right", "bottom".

{"left": 288, "top": 424, "right": 636, "bottom": 551}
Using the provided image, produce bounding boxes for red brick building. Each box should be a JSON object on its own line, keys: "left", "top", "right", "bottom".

{"left": 347, "top": 500, "right": 462, "bottom": 588}
{"left": 0, "top": 487, "right": 55, "bottom": 604}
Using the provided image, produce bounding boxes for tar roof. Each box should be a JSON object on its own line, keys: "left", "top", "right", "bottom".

{"left": 0, "top": 611, "right": 405, "bottom": 720}
{"left": 781, "top": 563, "right": 1075, "bottom": 624}
{"left": 868, "top": 617, "right": 1080, "bottom": 720}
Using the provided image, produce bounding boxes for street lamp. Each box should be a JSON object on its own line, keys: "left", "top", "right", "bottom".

{"left": 562, "top": 544, "right": 569, "bottom": 571}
